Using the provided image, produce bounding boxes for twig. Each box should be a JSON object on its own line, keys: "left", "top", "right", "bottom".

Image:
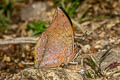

{"left": 0, "top": 37, "right": 39, "bottom": 45}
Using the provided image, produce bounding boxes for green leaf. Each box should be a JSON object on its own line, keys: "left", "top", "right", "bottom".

{"left": 67, "top": 0, "right": 80, "bottom": 17}
{"left": 27, "top": 21, "right": 47, "bottom": 35}
{"left": 0, "top": 25, "right": 8, "bottom": 30}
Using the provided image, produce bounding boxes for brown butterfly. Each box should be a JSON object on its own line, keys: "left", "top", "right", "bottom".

{"left": 34, "top": 7, "right": 75, "bottom": 68}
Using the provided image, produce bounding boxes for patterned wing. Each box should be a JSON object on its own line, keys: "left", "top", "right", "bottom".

{"left": 34, "top": 7, "right": 75, "bottom": 68}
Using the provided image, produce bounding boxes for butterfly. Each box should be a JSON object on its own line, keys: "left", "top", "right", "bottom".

{"left": 34, "top": 7, "right": 76, "bottom": 68}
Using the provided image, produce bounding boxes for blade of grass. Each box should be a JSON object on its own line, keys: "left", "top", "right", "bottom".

{"left": 79, "top": 7, "right": 91, "bottom": 20}
{"left": 99, "top": 47, "right": 113, "bottom": 66}
{"left": 85, "top": 70, "right": 93, "bottom": 78}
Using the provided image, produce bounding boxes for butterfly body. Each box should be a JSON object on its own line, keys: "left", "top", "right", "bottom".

{"left": 34, "top": 7, "right": 75, "bottom": 68}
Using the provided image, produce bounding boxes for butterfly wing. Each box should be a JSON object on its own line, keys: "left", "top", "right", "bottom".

{"left": 34, "top": 7, "right": 75, "bottom": 68}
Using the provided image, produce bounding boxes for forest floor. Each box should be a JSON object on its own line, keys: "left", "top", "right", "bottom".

{"left": 0, "top": 0, "right": 120, "bottom": 80}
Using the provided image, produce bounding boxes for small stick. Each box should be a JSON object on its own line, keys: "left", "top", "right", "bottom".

{"left": 0, "top": 37, "right": 39, "bottom": 45}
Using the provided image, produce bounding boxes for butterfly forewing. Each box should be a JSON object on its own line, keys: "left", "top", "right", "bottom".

{"left": 34, "top": 7, "right": 75, "bottom": 68}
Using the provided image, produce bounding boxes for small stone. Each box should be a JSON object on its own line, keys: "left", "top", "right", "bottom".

{"left": 3, "top": 55, "right": 11, "bottom": 62}
{"left": 95, "top": 45, "right": 102, "bottom": 49}
{"left": 112, "top": 37, "right": 118, "bottom": 40}
{"left": 14, "top": 59, "right": 19, "bottom": 63}
{"left": 11, "top": 24, "right": 18, "bottom": 30}
{"left": 107, "top": 22, "right": 114, "bottom": 29}
{"left": 18, "top": 62, "right": 24, "bottom": 68}
{"left": 96, "top": 40, "right": 102, "bottom": 45}
{"left": 82, "top": 45, "right": 91, "bottom": 53}
{"left": 22, "top": 53, "right": 25, "bottom": 58}
{"left": 25, "top": 44, "right": 31, "bottom": 51}
{"left": 99, "top": 32, "right": 105, "bottom": 38}
{"left": 101, "top": 41, "right": 109, "bottom": 47}
{"left": 109, "top": 38, "right": 115, "bottom": 43}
